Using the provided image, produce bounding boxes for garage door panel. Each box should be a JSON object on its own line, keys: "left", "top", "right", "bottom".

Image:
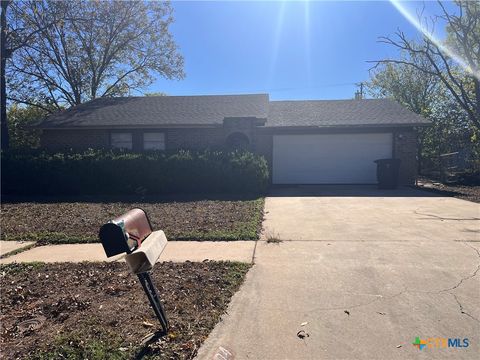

{"left": 273, "top": 133, "right": 392, "bottom": 184}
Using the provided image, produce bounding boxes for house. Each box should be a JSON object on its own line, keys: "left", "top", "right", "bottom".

{"left": 36, "top": 94, "right": 429, "bottom": 185}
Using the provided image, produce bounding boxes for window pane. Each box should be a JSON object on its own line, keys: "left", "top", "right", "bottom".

{"left": 144, "top": 132, "right": 165, "bottom": 150}
{"left": 111, "top": 133, "right": 132, "bottom": 150}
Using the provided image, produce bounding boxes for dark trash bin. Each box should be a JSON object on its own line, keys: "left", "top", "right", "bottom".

{"left": 374, "top": 158, "right": 401, "bottom": 189}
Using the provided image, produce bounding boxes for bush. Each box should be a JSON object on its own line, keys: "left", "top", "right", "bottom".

{"left": 1, "top": 149, "right": 269, "bottom": 195}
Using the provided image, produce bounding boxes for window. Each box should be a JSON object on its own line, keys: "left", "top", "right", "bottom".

{"left": 143, "top": 132, "right": 165, "bottom": 150}
{"left": 110, "top": 132, "right": 132, "bottom": 150}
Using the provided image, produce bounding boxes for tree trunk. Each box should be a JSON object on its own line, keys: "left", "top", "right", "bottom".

{"left": 474, "top": 77, "right": 480, "bottom": 130}
{"left": 1, "top": 0, "right": 9, "bottom": 151}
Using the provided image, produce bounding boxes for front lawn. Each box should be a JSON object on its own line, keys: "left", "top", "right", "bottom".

{"left": 1, "top": 195, "right": 264, "bottom": 244}
{"left": 0, "top": 261, "right": 250, "bottom": 359}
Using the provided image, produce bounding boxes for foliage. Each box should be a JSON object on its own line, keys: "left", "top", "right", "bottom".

{"left": 369, "top": 1, "right": 480, "bottom": 172}
{"left": 367, "top": 53, "right": 439, "bottom": 117}
{"left": 6, "top": 104, "right": 48, "bottom": 149}
{"left": 1, "top": 149, "right": 270, "bottom": 195}
{"left": 367, "top": 61, "right": 479, "bottom": 169}
{"left": 373, "top": 0, "right": 480, "bottom": 130}
{"left": 5, "top": 0, "right": 184, "bottom": 110}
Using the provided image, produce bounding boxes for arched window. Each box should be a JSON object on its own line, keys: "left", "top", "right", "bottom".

{"left": 226, "top": 132, "right": 250, "bottom": 150}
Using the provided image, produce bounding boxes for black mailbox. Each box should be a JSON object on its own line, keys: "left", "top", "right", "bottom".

{"left": 99, "top": 208, "right": 152, "bottom": 257}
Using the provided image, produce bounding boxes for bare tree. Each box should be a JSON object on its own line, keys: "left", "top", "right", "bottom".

{"left": 371, "top": 0, "right": 480, "bottom": 129}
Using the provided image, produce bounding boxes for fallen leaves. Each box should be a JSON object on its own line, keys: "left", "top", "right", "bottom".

{"left": 1, "top": 196, "right": 264, "bottom": 243}
{"left": 0, "top": 261, "right": 251, "bottom": 359}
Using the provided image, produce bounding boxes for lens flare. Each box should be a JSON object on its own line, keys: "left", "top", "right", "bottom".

{"left": 304, "top": 0, "right": 312, "bottom": 86}
{"left": 390, "top": 0, "right": 480, "bottom": 79}
{"left": 268, "top": 1, "right": 287, "bottom": 85}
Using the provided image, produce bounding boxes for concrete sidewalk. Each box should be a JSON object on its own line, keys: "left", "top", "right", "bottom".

{"left": 0, "top": 240, "right": 36, "bottom": 256}
{"left": 0, "top": 241, "right": 255, "bottom": 264}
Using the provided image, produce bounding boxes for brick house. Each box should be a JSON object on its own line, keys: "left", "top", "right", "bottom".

{"left": 36, "top": 94, "right": 429, "bottom": 185}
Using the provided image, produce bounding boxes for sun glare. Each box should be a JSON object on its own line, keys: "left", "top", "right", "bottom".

{"left": 268, "top": 0, "right": 312, "bottom": 87}
{"left": 390, "top": 0, "right": 480, "bottom": 79}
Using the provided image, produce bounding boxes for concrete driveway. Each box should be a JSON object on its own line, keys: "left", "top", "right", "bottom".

{"left": 197, "top": 186, "right": 480, "bottom": 360}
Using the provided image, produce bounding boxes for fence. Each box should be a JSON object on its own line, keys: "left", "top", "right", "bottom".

{"left": 421, "top": 150, "right": 479, "bottom": 184}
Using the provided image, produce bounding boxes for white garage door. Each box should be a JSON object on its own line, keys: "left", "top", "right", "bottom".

{"left": 273, "top": 133, "right": 393, "bottom": 184}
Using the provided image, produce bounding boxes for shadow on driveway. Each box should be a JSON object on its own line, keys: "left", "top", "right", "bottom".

{"left": 268, "top": 184, "right": 441, "bottom": 197}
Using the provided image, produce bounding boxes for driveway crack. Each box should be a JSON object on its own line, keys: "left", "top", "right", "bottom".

{"left": 414, "top": 209, "right": 480, "bottom": 221}
{"left": 452, "top": 293, "right": 480, "bottom": 323}
{"left": 438, "top": 242, "right": 480, "bottom": 293}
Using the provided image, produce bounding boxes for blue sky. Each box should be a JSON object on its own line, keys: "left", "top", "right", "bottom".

{"left": 149, "top": 1, "right": 449, "bottom": 100}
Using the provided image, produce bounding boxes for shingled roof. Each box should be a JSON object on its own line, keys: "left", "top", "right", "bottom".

{"left": 37, "top": 95, "right": 429, "bottom": 128}
{"left": 37, "top": 94, "right": 269, "bottom": 128}
{"left": 267, "top": 98, "right": 429, "bottom": 127}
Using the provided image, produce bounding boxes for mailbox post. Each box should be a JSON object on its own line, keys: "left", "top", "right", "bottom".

{"left": 99, "top": 208, "right": 169, "bottom": 335}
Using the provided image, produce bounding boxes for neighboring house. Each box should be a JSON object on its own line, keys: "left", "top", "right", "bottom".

{"left": 36, "top": 94, "right": 430, "bottom": 185}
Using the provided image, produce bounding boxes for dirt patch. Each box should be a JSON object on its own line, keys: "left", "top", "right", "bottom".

{"left": 416, "top": 180, "right": 480, "bottom": 203}
{"left": 1, "top": 196, "right": 264, "bottom": 244}
{"left": 0, "top": 261, "right": 250, "bottom": 359}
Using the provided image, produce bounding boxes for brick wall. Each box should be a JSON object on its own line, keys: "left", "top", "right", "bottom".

{"left": 41, "top": 129, "right": 109, "bottom": 151}
{"left": 40, "top": 128, "right": 227, "bottom": 151}
{"left": 393, "top": 129, "right": 418, "bottom": 185}
{"left": 165, "top": 128, "right": 225, "bottom": 150}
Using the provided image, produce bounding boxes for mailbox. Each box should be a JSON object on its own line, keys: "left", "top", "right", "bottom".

{"left": 99, "top": 208, "right": 152, "bottom": 257}
{"left": 99, "top": 209, "right": 169, "bottom": 335}
{"left": 124, "top": 230, "right": 168, "bottom": 274}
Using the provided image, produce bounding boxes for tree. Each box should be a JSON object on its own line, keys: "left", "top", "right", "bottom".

{"left": 372, "top": 0, "right": 480, "bottom": 130}
{"left": 367, "top": 53, "right": 479, "bottom": 172}
{"left": 2, "top": 0, "right": 79, "bottom": 150}
{"left": 368, "top": 54, "right": 439, "bottom": 117}
{"left": 7, "top": 0, "right": 184, "bottom": 108}
{"left": 2, "top": 0, "right": 184, "bottom": 149}
{"left": 7, "top": 104, "right": 48, "bottom": 149}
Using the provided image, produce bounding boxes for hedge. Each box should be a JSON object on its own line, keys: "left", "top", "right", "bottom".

{"left": 1, "top": 149, "right": 269, "bottom": 195}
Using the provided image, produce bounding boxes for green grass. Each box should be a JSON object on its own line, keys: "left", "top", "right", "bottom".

{"left": 2, "top": 232, "right": 100, "bottom": 244}
{"left": 35, "top": 328, "right": 130, "bottom": 360}
{"left": 0, "top": 242, "right": 37, "bottom": 259}
{"left": 222, "top": 261, "right": 252, "bottom": 285}
{"left": 173, "top": 198, "right": 265, "bottom": 241}
{"left": 0, "top": 262, "right": 46, "bottom": 275}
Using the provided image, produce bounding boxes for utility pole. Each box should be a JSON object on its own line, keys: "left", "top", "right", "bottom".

{"left": 1, "top": 0, "right": 10, "bottom": 151}
{"left": 354, "top": 82, "right": 364, "bottom": 100}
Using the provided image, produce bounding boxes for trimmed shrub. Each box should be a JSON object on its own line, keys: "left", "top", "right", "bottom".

{"left": 1, "top": 149, "right": 269, "bottom": 195}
